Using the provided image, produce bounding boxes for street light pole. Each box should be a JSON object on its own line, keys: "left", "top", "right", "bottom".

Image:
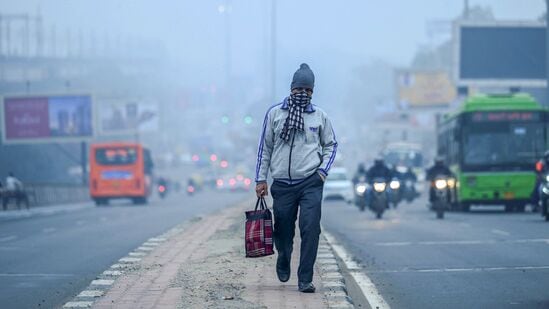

{"left": 546, "top": 0, "right": 549, "bottom": 107}
{"left": 271, "top": 0, "right": 277, "bottom": 103}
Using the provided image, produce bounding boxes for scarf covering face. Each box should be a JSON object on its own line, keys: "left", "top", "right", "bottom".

{"left": 280, "top": 91, "right": 311, "bottom": 142}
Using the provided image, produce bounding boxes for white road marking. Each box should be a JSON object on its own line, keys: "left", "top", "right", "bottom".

{"left": 0, "top": 235, "right": 17, "bottom": 242}
{"left": 491, "top": 229, "right": 510, "bottom": 236}
{"left": 148, "top": 237, "right": 166, "bottom": 242}
{"left": 137, "top": 246, "right": 155, "bottom": 251}
{"left": 118, "top": 257, "right": 141, "bottom": 263}
{"left": 102, "top": 270, "right": 122, "bottom": 276}
{"left": 374, "top": 238, "right": 549, "bottom": 247}
{"left": 63, "top": 301, "right": 93, "bottom": 308}
{"left": 129, "top": 252, "right": 146, "bottom": 257}
{"left": 367, "top": 265, "right": 549, "bottom": 274}
{"left": 90, "top": 279, "right": 114, "bottom": 286}
{"left": 77, "top": 290, "right": 104, "bottom": 298}
{"left": 324, "top": 231, "right": 390, "bottom": 309}
{"left": 0, "top": 273, "right": 74, "bottom": 277}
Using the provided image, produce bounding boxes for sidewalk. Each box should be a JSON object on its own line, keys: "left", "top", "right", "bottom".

{"left": 69, "top": 199, "right": 353, "bottom": 309}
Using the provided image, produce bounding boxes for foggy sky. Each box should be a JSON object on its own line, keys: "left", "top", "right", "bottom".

{"left": 0, "top": 0, "right": 544, "bottom": 103}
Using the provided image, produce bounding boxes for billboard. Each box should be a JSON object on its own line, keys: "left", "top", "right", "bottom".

{"left": 455, "top": 21, "right": 546, "bottom": 87}
{"left": 97, "top": 98, "right": 159, "bottom": 135}
{"left": 396, "top": 70, "right": 457, "bottom": 108}
{"left": 1, "top": 95, "right": 93, "bottom": 143}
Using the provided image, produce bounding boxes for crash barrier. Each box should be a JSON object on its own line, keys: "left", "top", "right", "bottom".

{"left": 1, "top": 183, "right": 90, "bottom": 208}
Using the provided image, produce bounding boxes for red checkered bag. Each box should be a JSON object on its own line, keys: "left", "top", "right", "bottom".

{"left": 245, "top": 197, "right": 274, "bottom": 258}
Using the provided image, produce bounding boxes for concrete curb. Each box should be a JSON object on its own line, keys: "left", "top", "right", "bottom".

{"left": 317, "top": 235, "right": 356, "bottom": 309}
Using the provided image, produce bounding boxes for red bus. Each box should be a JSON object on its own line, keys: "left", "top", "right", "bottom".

{"left": 89, "top": 142, "right": 153, "bottom": 205}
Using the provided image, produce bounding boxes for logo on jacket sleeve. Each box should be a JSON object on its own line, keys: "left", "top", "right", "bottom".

{"left": 309, "top": 126, "right": 319, "bottom": 133}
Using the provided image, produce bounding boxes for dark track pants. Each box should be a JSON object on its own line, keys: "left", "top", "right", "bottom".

{"left": 270, "top": 173, "right": 324, "bottom": 283}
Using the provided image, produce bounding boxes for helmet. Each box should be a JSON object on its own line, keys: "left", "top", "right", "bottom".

{"left": 434, "top": 156, "right": 444, "bottom": 166}
{"left": 374, "top": 158, "right": 384, "bottom": 166}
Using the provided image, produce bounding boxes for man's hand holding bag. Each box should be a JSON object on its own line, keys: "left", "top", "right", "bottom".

{"left": 245, "top": 197, "right": 274, "bottom": 258}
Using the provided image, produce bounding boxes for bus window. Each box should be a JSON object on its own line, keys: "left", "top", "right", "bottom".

{"left": 95, "top": 147, "right": 138, "bottom": 165}
{"left": 463, "top": 122, "right": 544, "bottom": 168}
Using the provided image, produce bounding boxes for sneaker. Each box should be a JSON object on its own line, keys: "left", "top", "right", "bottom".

{"left": 298, "top": 282, "right": 316, "bottom": 293}
{"left": 276, "top": 255, "right": 290, "bottom": 282}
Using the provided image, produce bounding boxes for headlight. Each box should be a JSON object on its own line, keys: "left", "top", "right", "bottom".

{"left": 435, "top": 179, "right": 448, "bottom": 190}
{"left": 545, "top": 175, "right": 549, "bottom": 182}
{"left": 447, "top": 178, "right": 456, "bottom": 188}
{"left": 373, "top": 182, "right": 386, "bottom": 192}
{"left": 389, "top": 180, "right": 400, "bottom": 190}
{"left": 355, "top": 184, "right": 367, "bottom": 195}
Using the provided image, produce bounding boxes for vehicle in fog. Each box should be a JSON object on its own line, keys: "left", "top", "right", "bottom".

{"left": 388, "top": 177, "right": 402, "bottom": 208}
{"left": 323, "top": 167, "right": 353, "bottom": 203}
{"left": 354, "top": 175, "right": 369, "bottom": 211}
{"left": 370, "top": 177, "right": 389, "bottom": 219}
{"left": 382, "top": 142, "right": 425, "bottom": 178}
{"left": 541, "top": 172, "right": 549, "bottom": 221}
{"left": 89, "top": 142, "right": 154, "bottom": 205}
{"left": 215, "top": 174, "right": 252, "bottom": 192}
{"left": 430, "top": 175, "right": 453, "bottom": 219}
{"left": 437, "top": 93, "right": 548, "bottom": 212}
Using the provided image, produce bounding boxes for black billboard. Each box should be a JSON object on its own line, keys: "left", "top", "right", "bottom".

{"left": 459, "top": 24, "right": 546, "bottom": 81}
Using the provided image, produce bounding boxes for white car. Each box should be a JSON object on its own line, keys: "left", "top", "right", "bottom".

{"left": 323, "top": 167, "right": 354, "bottom": 203}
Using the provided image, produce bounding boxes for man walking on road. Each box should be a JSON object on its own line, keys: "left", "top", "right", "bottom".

{"left": 255, "top": 63, "right": 338, "bottom": 293}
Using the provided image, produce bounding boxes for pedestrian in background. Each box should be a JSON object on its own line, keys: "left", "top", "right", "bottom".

{"left": 255, "top": 63, "right": 338, "bottom": 293}
{"left": 4, "top": 172, "right": 26, "bottom": 210}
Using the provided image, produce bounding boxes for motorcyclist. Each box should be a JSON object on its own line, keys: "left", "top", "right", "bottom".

{"left": 390, "top": 165, "right": 404, "bottom": 181}
{"left": 536, "top": 150, "right": 549, "bottom": 174}
{"left": 402, "top": 167, "right": 417, "bottom": 183}
{"left": 366, "top": 158, "right": 392, "bottom": 183}
{"left": 426, "top": 157, "right": 453, "bottom": 203}
{"left": 352, "top": 163, "right": 367, "bottom": 185}
{"left": 533, "top": 150, "right": 549, "bottom": 207}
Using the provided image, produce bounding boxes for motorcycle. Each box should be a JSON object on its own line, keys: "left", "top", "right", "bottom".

{"left": 354, "top": 181, "right": 368, "bottom": 212}
{"left": 158, "top": 184, "right": 168, "bottom": 199}
{"left": 541, "top": 173, "right": 549, "bottom": 221}
{"left": 388, "top": 178, "right": 401, "bottom": 208}
{"left": 187, "top": 185, "right": 195, "bottom": 196}
{"left": 370, "top": 178, "right": 389, "bottom": 219}
{"left": 401, "top": 179, "right": 417, "bottom": 203}
{"left": 431, "top": 175, "right": 451, "bottom": 219}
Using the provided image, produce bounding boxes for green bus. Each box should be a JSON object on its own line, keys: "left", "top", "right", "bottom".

{"left": 437, "top": 93, "right": 548, "bottom": 212}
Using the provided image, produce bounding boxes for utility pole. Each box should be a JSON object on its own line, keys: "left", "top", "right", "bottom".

{"left": 463, "top": 0, "right": 470, "bottom": 20}
{"left": 271, "top": 0, "right": 277, "bottom": 103}
{"left": 546, "top": 0, "right": 549, "bottom": 107}
{"left": 0, "top": 14, "right": 3, "bottom": 56}
{"left": 224, "top": 0, "right": 232, "bottom": 105}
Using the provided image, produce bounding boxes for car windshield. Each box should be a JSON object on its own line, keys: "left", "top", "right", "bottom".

{"left": 328, "top": 172, "right": 348, "bottom": 181}
{"left": 95, "top": 147, "right": 138, "bottom": 165}
{"left": 463, "top": 122, "right": 544, "bottom": 168}
{"left": 384, "top": 150, "right": 423, "bottom": 168}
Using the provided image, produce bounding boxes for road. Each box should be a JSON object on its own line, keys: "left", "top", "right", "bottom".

{"left": 0, "top": 190, "right": 248, "bottom": 309}
{"left": 323, "top": 193, "right": 549, "bottom": 309}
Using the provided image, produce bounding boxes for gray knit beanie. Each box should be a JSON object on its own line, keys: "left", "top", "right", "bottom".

{"left": 291, "top": 63, "right": 315, "bottom": 90}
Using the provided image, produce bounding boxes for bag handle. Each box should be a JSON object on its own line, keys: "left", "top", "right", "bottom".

{"left": 254, "top": 197, "right": 268, "bottom": 211}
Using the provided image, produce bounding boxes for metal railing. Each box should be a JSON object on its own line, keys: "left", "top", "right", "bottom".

{"left": 2, "top": 183, "right": 90, "bottom": 207}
